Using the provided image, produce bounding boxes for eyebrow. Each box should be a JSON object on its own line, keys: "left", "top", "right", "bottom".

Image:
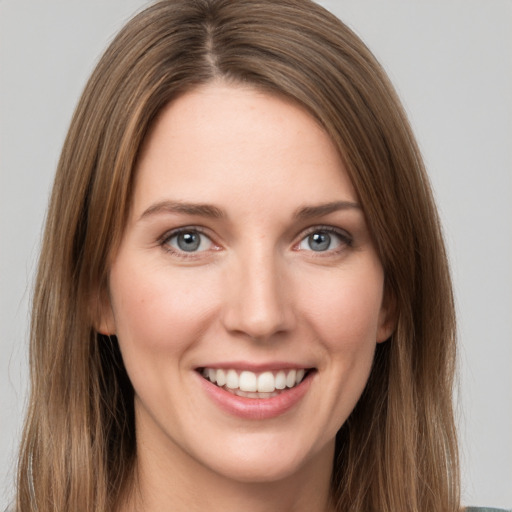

{"left": 139, "top": 199, "right": 361, "bottom": 222}
{"left": 294, "top": 200, "right": 361, "bottom": 220}
{"left": 139, "top": 200, "right": 225, "bottom": 220}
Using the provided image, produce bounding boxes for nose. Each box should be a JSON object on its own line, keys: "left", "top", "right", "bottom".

{"left": 221, "top": 250, "right": 295, "bottom": 341}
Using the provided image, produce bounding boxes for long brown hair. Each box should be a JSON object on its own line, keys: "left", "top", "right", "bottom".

{"left": 16, "top": 1, "right": 459, "bottom": 510}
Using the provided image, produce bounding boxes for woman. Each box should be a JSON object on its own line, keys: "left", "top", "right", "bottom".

{"left": 12, "top": 1, "right": 508, "bottom": 511}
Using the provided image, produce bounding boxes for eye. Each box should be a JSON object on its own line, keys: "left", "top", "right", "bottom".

{"left": 297, "top": 228, "right": 351, "bottom": 252}
{"left": 164, "top": 229, "right": 213, "bottom": 253}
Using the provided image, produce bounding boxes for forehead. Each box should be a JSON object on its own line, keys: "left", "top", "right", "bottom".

{"left": 132, "top": 82, "right": 357, "bottom": 218}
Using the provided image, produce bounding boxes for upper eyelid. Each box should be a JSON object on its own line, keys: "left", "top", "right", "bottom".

{"left": 159, "top": 226, "right": 217, "bottom": 253}
{"left": 158, "top": 227, "right": 222, "bottom": 260}
{"left": 297, "top": 224, "right": 352, "bottom": 240}
{"left": 157, "top": 224, "right": 352, "bottom": 249}
{"left": 160, "top": 225, "right": 210, "bottom": 242}
{"left": 294, "top": 225, "right": 353, "bottom": 251}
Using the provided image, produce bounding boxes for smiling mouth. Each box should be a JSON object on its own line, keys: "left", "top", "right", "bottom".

{"left": 198, "top": 368, "right": 313, "bottom": 399}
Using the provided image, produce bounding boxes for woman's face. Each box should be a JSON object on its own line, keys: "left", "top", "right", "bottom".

{"left": 100, "top": 83, "right": 393, "bottom": 485}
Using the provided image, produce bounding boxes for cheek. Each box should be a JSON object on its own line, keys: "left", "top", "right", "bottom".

{"left": 299, "top": 265, "right": 385, "bottom": 352}
{"left": 109, "top": 262, "right": 220, "bottom": 355}
{"left": 291, "top": 263, "right": 385, "bottom": 440}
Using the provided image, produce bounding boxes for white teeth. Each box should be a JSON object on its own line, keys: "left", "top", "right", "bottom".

{"left": 203, "top": 367, "right": 308, "bottom": 394}
{"left": 216, "top": 369, "right": 227, "bottom": 386}
{"left": 275, "top": 371, "right": 286, "bottom": 390}
{"left": 257, "top": 371, "right": 275, "bottom": 393}
{"left": 286, "top": 369, "right": 296, "bottom": 388}
{"left": 239, "top": 371, "right": 257, "bottom": 392}
{"left": 226, "top": 369, "right": 238, "bottom": 389}
{"left": 228, "top": 388, "right": 280, "bottom": 399}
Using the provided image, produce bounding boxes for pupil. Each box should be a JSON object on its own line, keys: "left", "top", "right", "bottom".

{"left": 177, "top": 232, "right": 200, "bottom": 251}
{"left": 308, "top": 232, "right": 330, "bottom": 251}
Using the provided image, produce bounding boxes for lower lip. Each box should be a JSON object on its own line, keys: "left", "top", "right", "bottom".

{"left": 196, "top": 371, "right": 314, "bottom": 420}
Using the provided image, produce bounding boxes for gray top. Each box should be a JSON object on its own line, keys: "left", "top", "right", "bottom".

{"left": 466, "top": 508, "right": 511, "bottom": 512}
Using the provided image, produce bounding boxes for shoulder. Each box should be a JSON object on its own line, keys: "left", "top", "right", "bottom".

{"left": 465, "top": 508, "right": 512, "bottom": 512}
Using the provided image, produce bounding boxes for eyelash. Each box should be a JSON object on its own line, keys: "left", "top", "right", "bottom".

{"left": 295, "top": 225, "right": 353, "bottom": 254}
{"left": 158, "top": 225, "right": 353, "bottom": 258}
{"left": 159, "top": 226, "right": 215, "bottom": 259}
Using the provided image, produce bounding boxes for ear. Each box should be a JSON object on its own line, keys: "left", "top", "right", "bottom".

{"left": 90, "top": 287, "right": 116, "bottom": 335}
{"left": 376, "top": 288, "right": 396, "bottom": 343}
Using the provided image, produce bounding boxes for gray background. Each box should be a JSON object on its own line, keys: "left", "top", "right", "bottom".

{"left": 1, "top": 0, "right": 511, "bottom": 509}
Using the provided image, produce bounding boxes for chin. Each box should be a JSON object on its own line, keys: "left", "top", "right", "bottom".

{"left": 186, "top": 430, "right": 334, "bottom": 485}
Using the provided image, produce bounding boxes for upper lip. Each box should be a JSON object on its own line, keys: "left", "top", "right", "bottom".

{"left": 195, "top": 361, "right": 314, "bottom": 372}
